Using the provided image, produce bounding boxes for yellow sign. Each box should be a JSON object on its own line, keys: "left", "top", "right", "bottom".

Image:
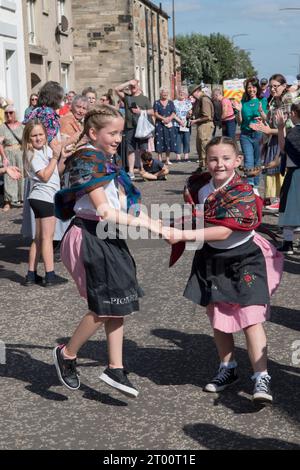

{"left": 223, "top": 79, "right": 245, "bottom": 102}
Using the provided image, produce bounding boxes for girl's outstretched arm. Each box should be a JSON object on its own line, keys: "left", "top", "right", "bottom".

{"left": 162, "top": 225, "right": 233, "bottom": 245}
{"left": 89, "top": 186, "right": 163, "bottom": 237}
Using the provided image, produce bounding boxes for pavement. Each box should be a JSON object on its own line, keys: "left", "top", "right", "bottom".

{"left": 0, "top": 139, "right": 300, "bottom": 450}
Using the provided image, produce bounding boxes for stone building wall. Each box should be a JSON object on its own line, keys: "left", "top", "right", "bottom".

{"left": 72, "top": 0, "right": 134, "bottom": 97}
{"left": 72, "top": 0, "right": 180, "bottom": 102}
{"left": 132, "top": 0, "right": 170, "bottom": 101}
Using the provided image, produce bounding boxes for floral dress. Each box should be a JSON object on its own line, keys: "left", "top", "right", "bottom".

{"left": 23, "top": 106, "right": 60, "bottom": 144}
{"left": 153, "top": 100, "right": 177, "bottom": 153}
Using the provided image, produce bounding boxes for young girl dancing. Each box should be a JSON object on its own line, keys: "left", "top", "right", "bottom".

{"left": 53, "top": 106, "right": 163, "bottom": 398}
{"left": 22, "top": 119, "right": 69, "bottom": 286}
{"left": 165, "top": 136, "right": 283, "bottom": 404}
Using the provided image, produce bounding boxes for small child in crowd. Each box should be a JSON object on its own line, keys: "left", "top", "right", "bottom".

{"left": 22, "top": 119, "right": 69, "bottom": 286}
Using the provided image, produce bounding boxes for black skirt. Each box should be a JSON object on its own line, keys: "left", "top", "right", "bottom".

{"left": 74, "top": 217, "right": 144, "bottom": 317}
{"left": 183, "top": 237, "right": 270, "bottom": 307}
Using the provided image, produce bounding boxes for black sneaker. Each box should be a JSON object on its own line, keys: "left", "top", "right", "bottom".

{"left": 278, "top": 241, "right": 294, "bottom": 255}
{"left": 252, "top": 374, "right": 273, "bottom": 404}
{"left": 24, "top": 273, "right": 43, "bottom": 286}
{"left": 204, "top": 366, "right": 239, "bottom": 392}
{"left": 99, "top": 367, "right": 139, "bottom": 398}
{"left": 44, "top": 274, "right": 68, "bottom": 287}
{"left": 53, "top": 345, "right": 80, "bottom": 390}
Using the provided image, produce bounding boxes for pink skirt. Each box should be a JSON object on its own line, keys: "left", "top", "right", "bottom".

{"left": 61, "top": 224, "right": 87, "bottom": 298}
{"left": 206, "top": 233, "right": 284, "bottom": 333}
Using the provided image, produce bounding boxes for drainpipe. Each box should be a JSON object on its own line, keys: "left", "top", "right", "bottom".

{"left": 157, "top": 7, "right": 162, "bottom": 88}
{"left": 151, "top": 12, "right": 156, "bottom": 100}
{"left": 145, "top": 8, "right": 151, "bottom": 100}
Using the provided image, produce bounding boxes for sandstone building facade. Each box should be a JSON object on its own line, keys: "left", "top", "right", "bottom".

{"left": 72, "top": 0, "right": 181, "bottom": 101}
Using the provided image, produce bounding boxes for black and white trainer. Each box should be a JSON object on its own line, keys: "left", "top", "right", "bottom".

{"left": 204, "top": 366, "right": 239, "bottom": 393}
{"left": 99, "top": 367, "right": 139, "bottom": 398}
{"left": 252, "top": 374, "right": 273, "bottom": 405}
{"left": 53, "top": 345, "right": 80, "bottom": 391}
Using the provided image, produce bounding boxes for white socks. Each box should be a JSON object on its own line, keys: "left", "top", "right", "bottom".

{"left": 251, "top": 371, "right": 269, "bottom": 381}
{"left": 220, "top": 360, "right": 237, "bottom": 369}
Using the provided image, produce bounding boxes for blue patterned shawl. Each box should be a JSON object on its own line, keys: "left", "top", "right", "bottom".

{"left": 54, "top": 147, "right": 141, "bottom": 220}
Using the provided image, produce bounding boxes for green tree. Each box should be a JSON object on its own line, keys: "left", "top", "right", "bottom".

{"left": 176, "top": 33, "right": 257, "bottom": 84}
{"left": 176, "top": 34, "right": 219, "bottom": 84}
{"left": 233, "top": 49, "right": 257, "bottom": 79}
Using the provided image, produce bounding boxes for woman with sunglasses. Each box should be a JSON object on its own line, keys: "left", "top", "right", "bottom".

{"left": 24, "top": 94, "right": 39, "bottom": 121}
{"left": 0, "top": 105, "right": 24, "bottom": 211}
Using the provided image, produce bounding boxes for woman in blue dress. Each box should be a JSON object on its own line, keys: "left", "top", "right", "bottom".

{"left": 153, "top": 88, "right": 177, "bottom": 165}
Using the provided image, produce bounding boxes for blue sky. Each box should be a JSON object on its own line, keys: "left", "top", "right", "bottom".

{"left": 153, "top": 0, "right": 300, "bottom": 81}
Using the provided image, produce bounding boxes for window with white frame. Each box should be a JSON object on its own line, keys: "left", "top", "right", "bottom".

{"left": 27, "top": 0, "right": 36, "bottom": 45}
{"left": 57, "top": 0, "right": 65, "bottom": 23}
{"left": 42, "top": 0, "right": 49, "bottom": 15}
{"left": 60, "top": 63, "right": 69, "bottom": 92}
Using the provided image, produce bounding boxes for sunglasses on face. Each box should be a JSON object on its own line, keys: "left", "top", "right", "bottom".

{"left": 31, "top": 98, "right": 38, "bottom": 101}
{"left": 269, "top": 84, "right": 283, "bottom": 90}
{"left": 5, "top": 111, "right": 14, "bottom": 115}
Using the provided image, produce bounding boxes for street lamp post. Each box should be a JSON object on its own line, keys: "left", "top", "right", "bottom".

{"left": 172, "top": 0, "right": 177, "bottom": 98}
{"left": 231, "top": 33, "right": 249, "bottom": 42}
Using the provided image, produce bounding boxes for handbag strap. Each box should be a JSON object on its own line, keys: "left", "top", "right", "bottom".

{"left": 4, "top": 123, "right": 22, "bottom": 145}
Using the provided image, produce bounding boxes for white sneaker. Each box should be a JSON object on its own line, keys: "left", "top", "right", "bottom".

{"left": 128, "top": 172, "right": 135, "bottom": 180}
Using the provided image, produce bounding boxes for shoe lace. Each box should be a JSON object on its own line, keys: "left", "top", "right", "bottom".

{"left": 65, "top": 358, "right": 80, "bottom": 376}
{"left": 255, "top": 375, "right": 270, "bottom": 392}
{"left": 214, "top": 367, "right": 232, "bottom": 383}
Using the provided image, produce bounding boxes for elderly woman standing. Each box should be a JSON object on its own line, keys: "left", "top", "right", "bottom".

{"left": 173, "top": 88, "right": 192, "bottom": 161}
{"left": 0, "top": 105, "right": 24, "bottom": 211}
{"left": 60, "top": 94, "right": 88, "bottom": 144}
{"left": 153, "top": 88, "right": 177, "bottom": 165}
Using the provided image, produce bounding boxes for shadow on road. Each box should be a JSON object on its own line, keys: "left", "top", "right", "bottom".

{"left": 0, "top": 264, "right": 26, "bottom": 284}
{"left": 130, "top": 328, "right": 299, "bottom": 421}
{"left": 0, "top": 343, "right": 128, "bottom": 407}
{"left": 183, "top": 423, "right": 300, "bottom": 450}
{"left": 283, "top": 258, "right": 300, "bottom": 275}
{"left": 2, "top": 328, "right": 299, "bottom": 420}
{"left": 0, "top": 234, "right": 29, "bottom": 265}
{"left": 270, "top": 306, "right": 300, "bottom": 331}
